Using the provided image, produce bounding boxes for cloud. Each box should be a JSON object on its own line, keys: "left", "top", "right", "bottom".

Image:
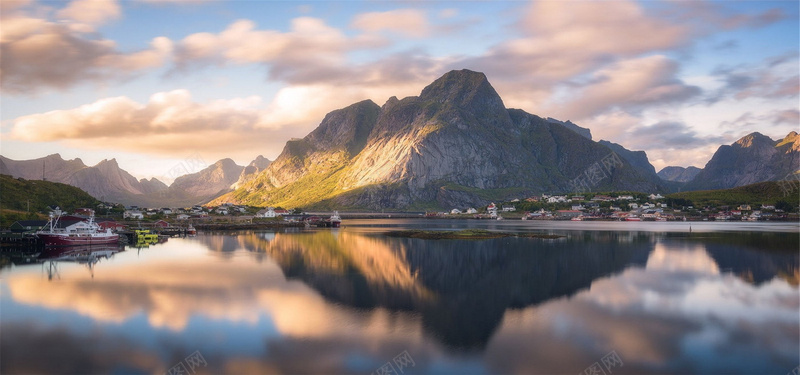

{"left": 6, "top": 84, "right": 411, "bottom": 161}
{"left": 546, "top": 55, "right": 701, "bottom": 120}
{"left": 56, "top": 0, "right": 120, "bottom": 27}
{"left": 773, "top": 109, "right": 800, "bottom": 126}
{"left": 350, "top": 9, "right": 430, "bottom": 38}
{"left": 0, "top": 2, "right": 170, "bottom": 94}
{"left": 707, "top": 52, "right": 800, "bottom": 103}
{"left": 630, "top": 121, "right": 725, "bottom": 150}
{"left": 8, "top": 90, "right": 274, "bottom": 160}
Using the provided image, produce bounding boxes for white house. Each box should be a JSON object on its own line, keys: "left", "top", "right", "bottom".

{"left": 628, "top": 203, "right": 639, "bottom": 209}
{"left": 466, "top": 208, "right": 478, "bottom": 214}
{"left": 617, "top": 195, "right": 634, "bottom": 200}
{"left": 571, "top": 205, "right": 584, "bottom": 211}
{"left": 450, "top": 209, "right": 462, "bottom": 215}
{"left": 256, "top": 207, "right": 277, "bottom": 218}
{"left": 124, "top": 210, "right": 144, "bottom": 220}
{"left": 502, "top": 206, "right": 516, "bottom": 212}
{"left": 649, "top": 193, "right": 664, "bottom": 200}
{"left": 487, "top": 203, "right": 498, "bottom": 218}
{"left": 176, "top": 214, "right": 190, "bottom": 220}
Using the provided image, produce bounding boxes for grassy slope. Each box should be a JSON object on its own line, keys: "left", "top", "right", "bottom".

{"left": 667, "top": 181, "right": 799, "bottom": 206}
{"left": 0, "top": 174, "right": 101, "bottom": 228}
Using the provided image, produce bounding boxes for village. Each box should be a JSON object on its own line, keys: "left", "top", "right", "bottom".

{"left": 434, "top": 192, "right": 798, "bottom": 221}
{"left": 4, "top": 190, "right": 796, "bottom": 242}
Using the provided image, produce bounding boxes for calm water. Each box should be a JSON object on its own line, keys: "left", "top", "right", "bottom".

{"left": 1, "top": 220, "right": 798, "bottom": 375}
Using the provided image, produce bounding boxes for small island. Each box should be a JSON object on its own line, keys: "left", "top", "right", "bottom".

{"left": 384, "top": 229, "right": 564, "bottom": 240}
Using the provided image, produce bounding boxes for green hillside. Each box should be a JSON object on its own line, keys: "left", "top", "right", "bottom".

{"left": 0, "top": 174, "right": 101, "bottom": 227}
{"left": 667, "top": 181, "right": 799, "bottom": 208}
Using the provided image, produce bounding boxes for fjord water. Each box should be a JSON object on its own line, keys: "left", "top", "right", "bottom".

{"left": 1, "top": 221, "right": 798, "bottom": 375}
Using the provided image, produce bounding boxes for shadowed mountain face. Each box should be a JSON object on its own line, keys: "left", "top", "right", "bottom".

{"left": 685, "top": 131, "right": 800, "bottom": 190}
{"left": 217, "top": 70, "right": 665, "bottom": 209}
{"left": 658, "top": 166, "right": 701, "bottom": 182}
{"left": 260, "top": 230, "right": 655, "bottom": 349}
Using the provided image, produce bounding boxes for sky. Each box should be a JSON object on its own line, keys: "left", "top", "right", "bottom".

{"left": 1, "top": 0, "right": 798, "bottom": 184}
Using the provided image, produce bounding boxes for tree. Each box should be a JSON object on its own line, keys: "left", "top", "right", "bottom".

{"left": 775, "top": 200, "right": 793, "bottom": 212}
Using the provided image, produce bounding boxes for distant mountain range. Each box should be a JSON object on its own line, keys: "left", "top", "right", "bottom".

{"left": 682, "top": 132, "right": 799, "bottom": 191}
{"left": 657, "top": 166, "right": 702, "bottom": 183}
{"left": 0, "top": 154, "right": 270, "bottom": 207}
{"left": 2, "top": 70, "right": 797, "bottom": 209}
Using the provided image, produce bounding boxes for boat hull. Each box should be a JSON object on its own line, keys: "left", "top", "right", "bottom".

{"left": 37, "top": 233, "right": 120, "bottom": 247}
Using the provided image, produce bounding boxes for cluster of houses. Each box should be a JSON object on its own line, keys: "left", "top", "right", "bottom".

{"left": 527, "top": 194, "right": 662, "bottom": 204}
{"left": 254, "top": 207, "right": 291, "bottom": 218}
{"left": 122, "top": 203, "right": 253, "bottom": 220}
{"left": 119, "top": 204, "right": 298, "bottom": 222}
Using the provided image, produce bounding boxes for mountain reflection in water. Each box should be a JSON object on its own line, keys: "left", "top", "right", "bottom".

{"left": 0, "top": 227, "right": 797, "bottom": 375}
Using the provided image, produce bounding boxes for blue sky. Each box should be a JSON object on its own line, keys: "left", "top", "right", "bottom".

{"left": 1, "top": 0, "right": 798, "bottom": 183}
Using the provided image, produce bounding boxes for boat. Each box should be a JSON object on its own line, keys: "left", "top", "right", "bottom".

{"left": 186, "top": 224, "right": 197, "bottom": 235}
{"left": 327, "top": 211, "right": 342, "bottom": 228}
{"left": 625, "top": 216, "right": 642, "bottom": 221}
{"left": 36, "top": 212, "right": 119, "bottom": 246}
{"left": 571, "top": 215, "right": 584, "bottom": 221}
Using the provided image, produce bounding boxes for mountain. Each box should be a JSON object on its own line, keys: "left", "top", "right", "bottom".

{"left": 598, "top": 140, "right": 662, "bottom": 184}
{"left": 685, "top": 132, "right": 799, "bottom": 191}
{"left": 658, "top": 166, "right": 701, "bottom": 183}
{"left": 546, "top": 118, "right": 592, "bottom": 140}
{"left": 169, "top": 158, "right": 244, "bottom": 201}
{"left": 0, "top": 154, "right": 247, "bottom": 207}
{"left": 216, "top": 69, "right": 665, "bottom": 210}
{"left": 232, "top": 155, "right": 272, "bottom": 189}
{"left": 1, "top": 154, "right": 87, "bottom": 182}
{"left": 138, "top": 178, "right": 169, "bottom": 195}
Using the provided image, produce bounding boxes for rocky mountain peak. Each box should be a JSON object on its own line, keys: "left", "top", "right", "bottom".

{"left": 306, "top": 99, "right": 381, "bottom": 155}
{"left": 420, "top": 69, "right": 504, "bottom": 110}
{"left": 734, "top": 132, "right": 773, "bottom": 148}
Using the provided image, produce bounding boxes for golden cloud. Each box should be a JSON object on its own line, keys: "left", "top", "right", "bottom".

{"left": 351, "top": 9, "right": 431, "bottom": 38}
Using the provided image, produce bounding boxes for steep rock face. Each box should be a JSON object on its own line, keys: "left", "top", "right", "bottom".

{"left": 139, "top": 178, "right": 169, "bottom": 194}
{"left": 686, "top": 132, "right": 800, "bottom": 190}
{"left": 169, "top": 158, "right": 244, "bottom": 199}
{"left": 232, "top": 155, "right": 272, "bottom": 189}
{"left": 66, "top": 158, "right": 146, "bottom": 200}
{"left": 546, "top": 118, "right": 592, "bottom": 140}
{"left": 219, "top": 69, "right": 664, "bottom": 209}
{"left": 658, "top": 166, "right": 701, "bottom": 182}
{"left": 261, "top": 100, "right": 380, "bottom": 190}
{"left": 598, "top": 140, "right": 661, "bottom": 184}
{"left": 0, "top": 154, "right": 87, "bottom": 182}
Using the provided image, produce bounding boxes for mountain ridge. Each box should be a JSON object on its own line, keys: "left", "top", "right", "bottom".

{"left": 0, "top": 154, "right": 267, "bottom": 207}
{"left": 214, "top": 69, "right": 667, "bottom": 209}
{"left": 684, "top": 131, "right": 799, "bottom": 191}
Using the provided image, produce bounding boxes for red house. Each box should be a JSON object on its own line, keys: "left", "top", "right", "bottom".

{"left": 154, "top": 220, "right": 170, "bottom": 228}
{"left": 97, "top": 220, "right": 125, "bottom": 231}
